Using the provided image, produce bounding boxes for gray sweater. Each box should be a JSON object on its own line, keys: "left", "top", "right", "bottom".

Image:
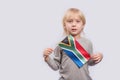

{"left": 46, "top": 37, "right": 96, "bottom": 80}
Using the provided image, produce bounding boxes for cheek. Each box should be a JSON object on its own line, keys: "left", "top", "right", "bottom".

{"left": 64, "top": 26, "right": 69, "bottom": 31}
{"left": 64, "top": 23, "right": 70, "bottom": 28}
{"left": 64, "top": 25, "right": 68, "bottom": 31}
{"left": 65, "top": 23, "right": 70, "bottom": 27}
{"left": 78, "top": 24, "right": 84, "bottom": 29}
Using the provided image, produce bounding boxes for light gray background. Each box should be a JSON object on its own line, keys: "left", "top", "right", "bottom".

{"left": 0, "top": 0, "right": 120, "bottom": 80}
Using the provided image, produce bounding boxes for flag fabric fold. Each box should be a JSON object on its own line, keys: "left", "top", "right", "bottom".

{"left": 58, "top": 35, "right": 90, "bottom": 68}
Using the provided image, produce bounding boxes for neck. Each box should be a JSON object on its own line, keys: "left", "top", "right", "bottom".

{"left": 73, "top": 35, "right": 80, "bottom": 39}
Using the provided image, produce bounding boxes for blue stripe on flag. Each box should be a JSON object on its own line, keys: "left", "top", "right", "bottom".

{"left": 63, "top": 49, "right": 84, "bottom": 68}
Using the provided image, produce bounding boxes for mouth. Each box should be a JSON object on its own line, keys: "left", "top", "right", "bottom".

{"left": 71, "top": 29, "right": 77, "bottom": 31}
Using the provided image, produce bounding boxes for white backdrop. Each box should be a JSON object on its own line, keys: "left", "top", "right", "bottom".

{"left": 0, "top": 0, "right": 120, "bottom": 80}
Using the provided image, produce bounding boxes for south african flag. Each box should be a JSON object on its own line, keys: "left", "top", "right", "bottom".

{"left": 58, "top": 35, "right": 90, "bottom": 68}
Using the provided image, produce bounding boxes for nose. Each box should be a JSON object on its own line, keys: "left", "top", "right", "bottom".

{"left": 72, "top": 22, "right": 76, "bottom": 27}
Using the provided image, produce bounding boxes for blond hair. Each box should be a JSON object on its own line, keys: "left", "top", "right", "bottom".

{"left": 62, "top": 8, "right": 86, "bottom": 35}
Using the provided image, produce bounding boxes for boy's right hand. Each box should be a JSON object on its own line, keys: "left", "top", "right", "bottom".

{"left": 43, "top": 48, "right": 53, "bottom": 61}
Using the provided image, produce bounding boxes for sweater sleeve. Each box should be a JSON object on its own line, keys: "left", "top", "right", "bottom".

{"left": 46, "top": 46, "right": 62, "bottom": 71}
{"left": 87, "top": 40, "right": 96, "bottom": 66}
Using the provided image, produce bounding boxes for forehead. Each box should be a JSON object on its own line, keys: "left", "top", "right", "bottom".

{"left": 65, "top": 13, "right": 81, "bottom": 20}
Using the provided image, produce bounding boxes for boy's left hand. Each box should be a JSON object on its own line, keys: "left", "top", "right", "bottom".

{"left": 91, "top": 53, "right": 103, "bottom": 64}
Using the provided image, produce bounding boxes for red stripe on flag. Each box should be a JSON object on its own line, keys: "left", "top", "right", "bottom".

{"left": 75, "top": 40, "right": 90, "bottom": 60}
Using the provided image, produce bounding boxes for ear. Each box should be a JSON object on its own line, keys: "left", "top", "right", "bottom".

{"left": 63, "top": 24, "right": 66, "bottom": 29}
{"left": 63, "top": 23, "right": 66, "bottom": 27}
{"left": 64, "top": 26, "right": 67, "bottom": 31}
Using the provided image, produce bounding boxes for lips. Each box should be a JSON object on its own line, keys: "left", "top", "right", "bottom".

{"left": 71, "top": 29, "right": 77, "bottom": 31}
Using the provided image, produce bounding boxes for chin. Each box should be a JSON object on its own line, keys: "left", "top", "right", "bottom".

{"left": 70, "top": 34, "right": 78, "bottom": 36}
{"left": 71, "top": 33, "right": 79, "bottom": 36}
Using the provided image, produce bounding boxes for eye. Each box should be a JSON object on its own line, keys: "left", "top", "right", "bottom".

{"left": 67, "top": 20, "right": 73, "bottom": 23}
{"left": 76, "top": 20, "right": 81, "bottom": 23}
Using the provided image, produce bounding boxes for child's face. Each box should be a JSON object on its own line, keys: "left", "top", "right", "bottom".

{"left": 64, "top": 16, "right": 84, "bottom": 37}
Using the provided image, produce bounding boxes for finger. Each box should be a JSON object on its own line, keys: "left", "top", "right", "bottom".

{"left": 43, "top": 52, "right": 50, "bottom": 57}
{"left": 92, "top": 56, "right": 101, "bottom": 61}
{"left": 95, "top": 57, "right": 102, "bottom": 63}
{"left": 43, "top": 48, "right": 49, "bottom": 53}
{"left": 91, "top": 55, "right": 98, "bottom": 59}
{"left": 47, "top": 48, "right": 54, "bottom": 52}
{"left": 43, "top": 50, "right": 50, "bottom": 56}
{"left": 43, "top": 48, "right": 54, "bottom": 56}
{"left": 47, "top": 50, "right": 53, "bottom": 53}
{"left": 94, "top": 59, "right": 101, "bottom": 63}
{"left": 93, "top": 58, "right": 99, "bottom": 61}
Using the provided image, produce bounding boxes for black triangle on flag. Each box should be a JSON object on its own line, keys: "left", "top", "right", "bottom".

{"left": 61, "top": 36, "right": 70, "bottom": 45}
